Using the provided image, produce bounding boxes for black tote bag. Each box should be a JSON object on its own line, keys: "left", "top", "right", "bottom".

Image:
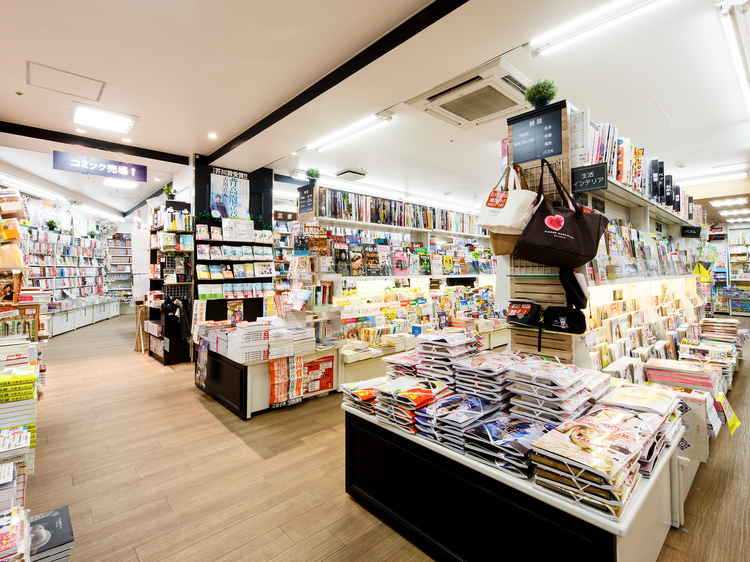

{"left": 513, "top": 159, "right": 608, "bottom": 269}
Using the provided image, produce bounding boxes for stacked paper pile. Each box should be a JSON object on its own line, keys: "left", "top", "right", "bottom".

{"left": 581, "top": 370, "right": 612, "bottom": 402}
{"left": 700, "top": 318, "right": 739, "bottom": 343}
{"left": 382, "top": 351, "right": 419, "bottom": 379}
{"left": 0, "top": 506, "right": 29, "bottom": 561}
{"left": 505, "top": 360, "right": 594, "bottom": 426}
{"left": 678, "top": 339, "right": 735, "bottom": 389}
{"left": 414, "top": 331, "right": 481, "bottom": 389}
{"left": 414, "top": 394, "right": 502, "bottom": 452}
{"left": 30, "top": 505, "right": 74, "bottom": 562}
{"left": 464, "top": 411, "right": 553, "bottom": 478}
{"left": 451, "top": 351, "right": 524, "bottom": 404}
{"left": 0, "top": 426, "right": 32, "bottom": 507}
{"left": 603, "top": 357, "right": 645, "bottom": 385}
{"left": 597, "top": 386, "right": 682, "bottom": 477}
{"left": 288, "top": 327, "right": 316, "bottom": 355}
{"left": 225, "top": 333, "right": 268, "bottom": 363}
{"left": 0, "top": 366, "right": 38, "bottom": 478}
{"left": 530, "top": 407, "right": 645, "bottom": 521}
{"left": 373, "top": 376, "right": 451, "bottom": 434}
{"left": 644, "top": 358, "right": 725, "bottom": 397}
{"left": 0, "top": 462, "right": 17, "bottom": 511}
{"left": 339, "top": 378, "right": 385, "bottom": 415}
{"left": 267, "top": 328, "right": 294, "bottom": 360}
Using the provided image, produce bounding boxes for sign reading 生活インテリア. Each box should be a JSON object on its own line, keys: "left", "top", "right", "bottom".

{"left": 52, "top": 151, "right": 147, "bottom": 182}
{"left": 571, "top": 163, "right": 608, "bottom": 193}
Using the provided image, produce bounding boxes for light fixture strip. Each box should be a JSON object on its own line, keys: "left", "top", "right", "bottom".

{"left": 0, "top": 173, "right": 62, "bottom": 201}
{"left": 709, "top": 197, "right": 750, "bottom": 207}
{"left": 720, "top": 6, "right": 750, "bottom": 118}
{"left": 307, "top": 112, "right": 393, "bottom": 152}
{"left": 79, "top": 204, "right": 124, "bottom": 221}
{"left": 679, "top": 172, "right": 749, "bottom": 187}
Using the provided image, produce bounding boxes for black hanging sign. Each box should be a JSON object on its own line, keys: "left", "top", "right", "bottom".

{"left": 681, "top": 226, "right": 701, "bottom": 238}
{"left": 297, "top": 183, "right": 315, "bottom": 222}
{"left": 507, "top": 101, "right": 565, "bottom": 164}
{"left": 571, "top": 163, "right": 607, "bottom": 192}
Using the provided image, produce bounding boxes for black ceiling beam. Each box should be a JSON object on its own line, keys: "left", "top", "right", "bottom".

{"left": 0, "top": 121, "right": 189, "bottom": 166}
{"left": 206, "top": 0, "right": 469, "bottom": 164}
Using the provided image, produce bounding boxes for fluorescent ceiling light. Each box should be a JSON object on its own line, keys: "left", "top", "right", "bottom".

{"left": 710, "top": 197, "right": 749, "bottom": 207}
{"left": 103, "top": 178, "right": 138, "bottom": 189}
{"left": 719, "top": 208, "right": 750, "bottom": 217}
{"left": 71, "top": 102, "right": 138, "bottom": 133}
{"left": 153, "top": 177, "right": 162, "bottom": 182}
{"left": 306, "top": 112, "right": 393, "bottom": 152}
{"left": 273, "top": 189, "right": 299, "bottom": 200}
{"left": 726, "top": 218, "right": 750, "bottom": 223}
{"left": 679, "top": 172, "right": 748, "bottom": 187}
{"left": 719, "top": 6, "right": 750, "bottom": 118}
{"left": 78, "top": 203, "right": 124, "bottom": 221}
{"left": 75, "top": 128, "right": 87, "bottom": 134}
{"left": 530, "top": 0, "right": 676, "bottom": 57}
{"left": 0, "top": 172, "right": 62, "bottom": 201}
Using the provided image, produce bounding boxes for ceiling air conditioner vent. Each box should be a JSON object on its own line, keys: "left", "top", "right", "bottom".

{"left": 336, "top": 169, "right": 367, "bottom": 181}
{"left": 406, "top": 58, "right": 531, "bottom": 130}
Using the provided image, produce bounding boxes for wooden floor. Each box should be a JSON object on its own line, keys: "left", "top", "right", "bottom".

{"left": 25, "top": 314, "right": 750, "bottom": 562}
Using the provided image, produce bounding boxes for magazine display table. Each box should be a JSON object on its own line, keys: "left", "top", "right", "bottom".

{"left": 344, "top": 406, "right": 684, "bottom": 562}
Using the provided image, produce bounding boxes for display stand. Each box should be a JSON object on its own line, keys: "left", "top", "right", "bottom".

{"left": 345, "top": 406, "right": 684, "bottom": 562}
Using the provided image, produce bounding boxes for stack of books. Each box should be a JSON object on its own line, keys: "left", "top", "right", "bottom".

{"left": 382, "top": 351, "right": 419, "bottom": 379}
{"left": 644, "top": 358, "right": 725, "bottom": 398}
{"left": 29, "top": 506, "right": 74, "bottom": 562}
{"left": 0, "top": 427, "right": 31, "bottom": 507}
{"left": 0, "top": 366, "right": 37, "bottom": 478}
{"left": 414, "top": 394, "right": 503, "bottom": 451}
{"left": 700, "top": 318, "right": 739, "bottom": 343}
{"left": 372, "top": 376, "right": 451, "bottom": 434}
{"left": 0, "top": 506, "right": 29, "bottom": 560}
{"left": 339, "top": 378, "right": 385, "bottom": 415}
{"left": 505, "top": 360, "right": 593, "bottom": 426}
{"left": 451, "top": 350, "right": 523, "bottom": 404}
{"left": 414, "top": 331, "right": 481, "bottom": 390}
{"left": 597, "top": 386, "right": 683, "bottom": 477}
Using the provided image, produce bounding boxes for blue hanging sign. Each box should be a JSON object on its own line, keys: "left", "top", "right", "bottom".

{"left": 53, "top": 151, "right": 147, "bottom": 182}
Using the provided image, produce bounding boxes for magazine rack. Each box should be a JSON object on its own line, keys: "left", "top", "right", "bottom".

{"left": 344, "top": 406, "right": 684, "bottom": 562}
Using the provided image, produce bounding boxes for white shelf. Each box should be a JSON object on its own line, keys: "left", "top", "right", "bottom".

{"left": 316, "top": 217, "right": 428, "bottom": 234}
{"left": 591, "top": 178, "right": 694, "bottom": 227}
{"left": 430, "top": 229, "right": 490, "bottom": 240}
{"left": 589, "top": 273, "right": 699, "bottom": 286}
{"left": 342, "top": 404, "right": 684, "bottom": 537}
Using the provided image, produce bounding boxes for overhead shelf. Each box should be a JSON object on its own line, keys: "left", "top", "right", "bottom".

{"left": 586, "top": 179, "right": 693, "bottom": 227}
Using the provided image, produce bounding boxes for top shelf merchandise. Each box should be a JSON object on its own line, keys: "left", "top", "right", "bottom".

{"left": 317, "top": 186, "right": 489, "bottom": 237}
{"left": 106, "top": 234, "right": 132, "bottom": 300}
{"left": 148, "top": 204, "right": 194, "bottom": 232}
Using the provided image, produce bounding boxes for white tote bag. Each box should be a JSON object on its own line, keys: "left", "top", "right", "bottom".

{"left": 478, "top": 165, "right": 538, "bottom": 235}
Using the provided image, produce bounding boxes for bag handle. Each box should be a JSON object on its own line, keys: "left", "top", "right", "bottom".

{"left": 488, "top": 166, "right": 512, "bottom": 194}
{"left": 535, "top": 159, "right": 582, "bottom": 217}
{"left": 510, "top": 163, "right": 530, "bottom": 192}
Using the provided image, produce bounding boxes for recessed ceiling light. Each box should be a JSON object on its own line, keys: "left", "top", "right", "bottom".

{"left": 103, "top": 178, "right": 138, "bottom": 189}
{"left": 680, "top": 173, "right": 748, "bottom": 187}
{"left": 719, "top": 208, "right": 750, "bottom": 217}
{"left": 208, "top": 133, "right": 217, "bottom": 139}
{"left": 76, "top": 128, "right": 87, "bottom": 134}
{"left": 71, "top": 101, "right": 138, "bottom": 133}
{"left": 153, "top": 177, "right": 162, "bottom": 182}
{"left": 121, "top": 138, "right": 132, "bottom": 143}
{"left": 709, "top": 197, "right": 749, "bottom": 207}
{"left": 726, "top": 218, "right": 750, "bottom": 223}
{"left": 79, "top": 203, "right": 125, "bottom": 221}
{"left": 291, "top": 152, "right": 298, "bottom": 156}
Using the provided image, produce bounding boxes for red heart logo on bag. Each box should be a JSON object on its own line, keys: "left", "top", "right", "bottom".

{"left": 545, "top": 215, "right": 565, "bottom": 231}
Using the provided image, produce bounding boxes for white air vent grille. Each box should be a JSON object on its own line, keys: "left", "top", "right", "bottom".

{"left": 406, "top": 58, "right": 531, "bottom": 130}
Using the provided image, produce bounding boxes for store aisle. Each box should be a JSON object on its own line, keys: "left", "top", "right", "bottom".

{"left": 25, "top": 314, "right": 750, "bottom": 562}
{"left": 26, "top": 316, "right": 432, "bottom": 562}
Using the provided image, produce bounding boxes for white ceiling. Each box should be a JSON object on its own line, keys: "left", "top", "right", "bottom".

{"left": 0, "top": 0, "right": 748, "bottom": 214}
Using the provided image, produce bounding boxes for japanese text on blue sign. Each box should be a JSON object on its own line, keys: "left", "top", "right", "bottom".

{"left": 53, "top": 151, "right": 147, "bottom": 182}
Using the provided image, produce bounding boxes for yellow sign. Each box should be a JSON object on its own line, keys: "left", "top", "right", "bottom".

{"left": 717, "top": 392, "right": 741, "bottom": 435}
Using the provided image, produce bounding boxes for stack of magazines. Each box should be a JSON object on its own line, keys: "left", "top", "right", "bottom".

{"left": 699, "top": 317, "right": 739, "bottom": 343}
{"left": 505, "top": 360, "right": 594, "bottom": 426}
{"left": 464, "top": 412, "right": 553, "bottom": 478}
{"left": 597, "top": 385, "right": 683, "bottom": 477}
{"left": 382, "top": 351, "right": 419, "bottom": 379}
{"left": 414, "top": 394, "right": 503, "bottom": 451}
{"left": 678, "top": 339, "right": 735, "bottom": 390}
{"left": 529, "top": 405, "right": 658, "bottom": 521}
{"left": 414, "top": 331, "right": 481, "bottom": 389}
{"left": 450, "top": 351, "right": 524, "bottom": 404}
{"left": 373, "top": 376, "right": 452, "bottom": 434}
{"left": 643, "top": 358, "right": 725, "bottom": 398}
{"left": 339, "top": 377, "right": 385, "bottom": 415}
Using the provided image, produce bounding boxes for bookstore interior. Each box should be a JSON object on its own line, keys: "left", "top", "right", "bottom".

{"left": 1, "top": 0, "right": 750, "bottom": 560}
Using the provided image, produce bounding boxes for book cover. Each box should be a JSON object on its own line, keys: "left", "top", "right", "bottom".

{"left": 408, "top": 253, "right": 421, "bottom": 276}
{"left": 243, "top": 246, "right": 254, "bottom": 259}
{"left": 196, "top": 265, "right": 210, "bottom": 280}
{"left": 254, "top": 263, "right": 274, "bottom": 277}
{"left": 334, "top": 244, "right": 350, "bottom": 276}
{"left": 244, "top": 263, "right": 255, "bottom": 277}
{"left": 253, "top": 282, "right": 263, "bottom": 297}
{"left": 195, "top": 224, "right": 210, "bottom": 240}
{"left": 664, "top": 175, "right": 673, "bottom": 209}
{"left": 220, "top": 246, "right": 231, "bottom": 260}
{"left": 393, "top": 251, "right": 408, "bottom": 276}
{"left": 650, "top": 159, "right": 659, "bottom": 201}
{"left": 349, "top": 245, "right": 364, "bottom": 276}
{"left": 419, "top": 254, "right": 432, "bottom": 276}
{"left": 377, "top": 245, "right": 392, "bottom": 276}
{"left": 233, "top": 264, "right": 245, "bottom": 279}
{"left": 220, "top": 264, "right": 234, "bottom": 278}
{"left": 673, "top": 185, "right": 681, "bottom": 213}
{"left": 210, "top": 226, "right": 223, "bottom": 241}
{"left": 29, "top": 506, "right": 74, "bottom": 557}
{"left": 657, "top": 161, "right": 665, "bottom": 202}
{"left": 365, "top": 244, "right": 380, "bottom": 276}
{"left": 209, "top": 246, "right": 222, "bottom": 260}
{"left": 209, "top": 265, "right": 224, "bottom": 279}
{"left": 252, "top": 246, "right": 264, "bottom": 260}
{"left": 197, "top": 245, "right": 210, "bottom": 260}
{"left": 222, "top": 283, "right": 233, "bottom": 299}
